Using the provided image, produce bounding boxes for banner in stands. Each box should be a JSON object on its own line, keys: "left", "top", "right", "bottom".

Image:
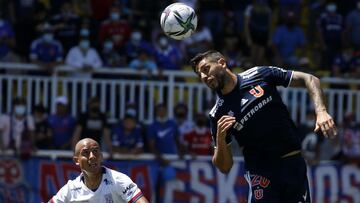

{"left": 0, "top": 157, "right": 359, "bottom": 203}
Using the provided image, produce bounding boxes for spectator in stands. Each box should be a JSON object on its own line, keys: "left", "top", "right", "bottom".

{"left": 100, "top": 38, "right": 126, "bottom": 67}
{"left": 0, "top": 12, "right": 19, "bottom": 62}
{"left": 183, "top": 113, "right": 212, "bottom": 156}
{"left": 30, "top": 24, "right": 64, "bottom": 75}
{"left": 129, "top": 49, "right": 158, "bottom": 78}
{"left": 33, "top": 104, "right": 50, "bottom": 149}
{"left": 244, "top": 0, "right": 272, "bottom": 65}
{"left": 153, "top": 34, "right": 183, "bottom": 71}
{"left": 147, "top": 103, "right": 183, "bottom": 163}
{"left": 350, "top": 53, "right": 360, "bottom": 78}
{"left": 272, "top": 10, "right": 307, "bottom": 67}
{"left": 345, "top": 1, "right": 360, "bottom": 52}
{"left": 173, "top": 103, "right": 194, "bottom": 139}
{"left": 317, "top": 2, "right": 344, "bottom": 69}
{"left": 111, "top": 108, "right": 144, "bottom": 154}
{"left": 0, "top": 97, "right": 35, "bottom": 158}
{"left": 48, "top": 96, "right": 76, "bottom": 150}
{"left": 98, "top": 4, "right": 132, "bottom": 52}
{"left": 50, "top": 1, "right": 80, "bottom": 52}
{"left": 72, "top": 97, "right": 113, "bottom": 156}
{"left": 181, "top": 19, "right": 213, "bottom": 60}
{"left": 65, "top": 29, "right": 103, "bottom": 78}
{"left": 124, "top": 30, "right": 153, "bottom": 63}
{"left": 339, "top": 112, "right": 360, "bottom": 166}
{"left": 330, "top": 54, "right": 348, "bottom": 78}
{"left": 198, "top": 0, "right": 224, "bottom": 45}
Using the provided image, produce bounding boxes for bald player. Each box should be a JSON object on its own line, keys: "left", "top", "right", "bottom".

{"left": 49, "top": 138, "right": 149, "bottom": 203}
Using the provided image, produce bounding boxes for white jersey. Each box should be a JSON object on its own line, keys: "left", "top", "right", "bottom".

{"left": 50, "top": 167, "right": 143, "bottom": 203}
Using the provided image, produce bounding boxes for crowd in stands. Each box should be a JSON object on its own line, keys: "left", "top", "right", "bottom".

{"left": 0, "top": 0, "right": 359, "bottom": 77}
{"left": 0, "top": 0, "right": 359, "bottom": 167}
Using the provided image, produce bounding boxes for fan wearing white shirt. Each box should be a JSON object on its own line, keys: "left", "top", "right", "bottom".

{"left": 49, "top": 138, "right": 149, "bottom": 203}
{"left": 65, "top": 30, "right": 103, "bottom": 78}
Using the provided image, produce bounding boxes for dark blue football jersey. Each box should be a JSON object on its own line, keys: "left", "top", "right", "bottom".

{"left": 209, "top": 66, "right": 301, "bottom": 168}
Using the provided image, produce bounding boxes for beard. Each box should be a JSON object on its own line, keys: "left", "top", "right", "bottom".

{"left": 212, "top": 69, "right": 226, "bottom": 92}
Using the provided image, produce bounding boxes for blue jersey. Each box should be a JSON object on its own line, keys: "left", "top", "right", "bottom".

{"left": 209, "top": 66, "right": 300, "bottom": 169}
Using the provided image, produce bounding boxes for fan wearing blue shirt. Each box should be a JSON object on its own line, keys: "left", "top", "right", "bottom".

{"left": 111, "top": 109, "right": 144, "bottom": 154}
{"left": 48, "top": 96, "right": 76, "bottom": 150}
{"left": 147, "top": 103, "right": 182, "bottom": 160}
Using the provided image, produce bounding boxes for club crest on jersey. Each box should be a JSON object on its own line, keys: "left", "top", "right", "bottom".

{"left": 254, "top": 189, "right": 264, "bottom": 200}
{"left": 227, "top": 110, "right": 234, "bottom": 116}
{"left": 249, "top": 85, "right": 264, "bottom": 98}
{"left": 104, "top": 193, "right": 114, "bottom": 203}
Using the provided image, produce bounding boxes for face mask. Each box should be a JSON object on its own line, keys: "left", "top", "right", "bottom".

{"left": 156, "top": 116, "right": 168, "bottom": 123}
{"left": 326, "top": 4, "right": 337, "bottom": 13}
{"left": 111, "top": 12, "right": 120, "bottom": 21}
{"left": 104, "top": 41, "right": 113, "bottom": 51}
{"left": 195, "top": 126, "right": 207, "bottom": 134}
{"left": 131, "top": 32, "right": 142, "bottom": 45}
{"left": 80, "top": 29, "right": 89, "bottom": 37}
{"left": 79, "top": 40, "right": 90, "bottom": 49}
{"left": 14, "top": 105, "right": 26, "bottom": 115}
{"left": 0, "top": 19, "right": 4, "bottom": 27}
{"left": 43, "top": 33, "right": 53, "bottom": 42}
{"left": 159, "top": 37, "right": 168, "bottom": 47}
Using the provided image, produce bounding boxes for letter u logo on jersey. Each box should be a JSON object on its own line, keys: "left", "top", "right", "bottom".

{"left": 249, "top": 85, "right": 264, "bottom": 98}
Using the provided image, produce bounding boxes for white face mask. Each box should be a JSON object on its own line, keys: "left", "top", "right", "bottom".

{"left": 14, "top": 105, "right": 26, "bottom": 115}
{"left": 111, "top": 12, "right": 120, "bottom": 21}
{"left": 326, "top": 4, "right": 337, "bottom": 13}
{"left": 43, "top": 33, "right": 54, "bottom": 42}
{"left": 79, "top": 40, "right": 90, "bottom": 49}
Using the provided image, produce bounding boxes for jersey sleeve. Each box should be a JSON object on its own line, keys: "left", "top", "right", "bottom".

{"left": 209, "top": 115, "right": 232, "bottom": 148}
{"left": 49, "top": 183, "right": 70, "bottom": 203}
{"left": 115, "top": 174, "right": 143, "bottom": 203}
{"left": 259, "top": 66, "right": 293, "bottom": 87}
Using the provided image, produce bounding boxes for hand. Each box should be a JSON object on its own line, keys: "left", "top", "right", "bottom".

{"left": 314, "top": 110, "right": 337, "bottom": 139}
{"left": 216, "top": 116, "right": 236, "bottom": 140}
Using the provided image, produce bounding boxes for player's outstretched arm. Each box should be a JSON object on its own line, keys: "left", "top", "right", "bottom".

{"left": 291, "top": 71, "right": 337, "bottom": 139}
{"left": 135, "top": 196, "right": 149, "bottom": 203}
{"left": 212, "top": 115, "right": 236, "bottom": 174}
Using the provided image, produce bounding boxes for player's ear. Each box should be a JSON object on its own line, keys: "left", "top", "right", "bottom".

{"left": 73, "top": 156, "right": 79, "bottom": 165}
{"left": 218, "top": 58, "right": 226, "bottom": 68}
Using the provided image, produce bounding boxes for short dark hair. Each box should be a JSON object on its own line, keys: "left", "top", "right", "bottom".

{"left": 190, "top": 50, "right": 225, "bottom": 74}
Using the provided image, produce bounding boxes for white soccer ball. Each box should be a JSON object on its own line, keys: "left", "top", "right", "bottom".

{"left": 160, "top": 3, "right": 198, "bottom": 40}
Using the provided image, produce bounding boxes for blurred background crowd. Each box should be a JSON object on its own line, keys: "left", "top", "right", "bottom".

{"left": 0, "top": 0, "right": 359, "bottom": 168}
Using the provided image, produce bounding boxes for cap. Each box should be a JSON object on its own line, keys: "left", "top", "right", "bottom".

{"left": 55, "top": 96, "right": 68, "bottom": 105}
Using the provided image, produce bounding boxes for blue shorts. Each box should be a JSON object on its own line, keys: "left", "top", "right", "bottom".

{"left": 244, "top": 154, "right": 310, "bottom": 202}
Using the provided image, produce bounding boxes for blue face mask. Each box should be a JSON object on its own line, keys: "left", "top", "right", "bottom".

{"left": 326, "top": 4, "right": 337, "bottom": 13}
{"left": 79, "top": 40, "right": 90, "bottom": 49}
{"left": 43, "top": 33, "right": 54, "bottom": 42}
{"left": 14, "top": 105, "right": 26, "bottom": 115}
{"left": 80, "top": 29, "right": 90, "bottom": 37}
{"left": 103, "top": 41, "right": 113, "bottom": 51}
{"left": 111, "top": 12, "right": 120, "bottom": 21}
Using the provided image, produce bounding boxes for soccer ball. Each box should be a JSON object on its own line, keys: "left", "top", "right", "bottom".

{"left": 160, "top": 3, "right": 197, "bottom": 40}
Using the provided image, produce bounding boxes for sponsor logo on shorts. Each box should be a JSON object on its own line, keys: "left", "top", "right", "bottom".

{"left": 251, "top": 175, "right": 270, "bottom": 188}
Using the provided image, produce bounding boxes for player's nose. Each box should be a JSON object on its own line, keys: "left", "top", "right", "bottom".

{"left": 200, "top": 72, "right": 208, "bottom": 81}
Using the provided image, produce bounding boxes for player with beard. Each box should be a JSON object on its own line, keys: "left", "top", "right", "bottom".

{"left": 190, "top": 50, "right": 337, "bottom": 202}
{"left": 49, "top": 138, "right": 149, "bottom": 203}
